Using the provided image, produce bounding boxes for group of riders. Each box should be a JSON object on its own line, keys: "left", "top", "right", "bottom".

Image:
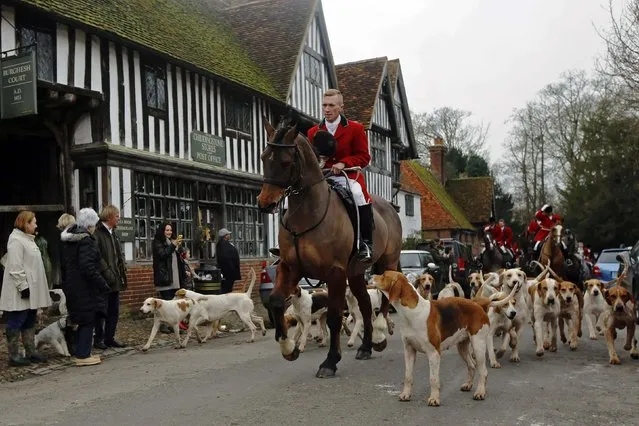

{"left": 481, "top": 204, "right": 594, "bottom": 269}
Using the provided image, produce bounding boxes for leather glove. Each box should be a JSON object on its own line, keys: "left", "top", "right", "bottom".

{"left": 20, "top": 288, "right": 30, "bottom": 299}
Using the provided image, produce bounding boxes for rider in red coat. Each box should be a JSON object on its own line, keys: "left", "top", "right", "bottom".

{"left": 533, "top": 204, "right": 563, "bottom": 256}
{"left": 497, "top": 219, "right": 514, "bottom": 263}
{"left": 481, "top": 216, "right": 501, "bottom": 253}
{"left": 307, "top": 89, "right": 373, "bottom": 261}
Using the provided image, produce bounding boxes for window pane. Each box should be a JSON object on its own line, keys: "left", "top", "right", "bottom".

{"left": 136, "top": 197, "right": 146, "bottom": 217}
{"left": 135, "top": 173, "right": 146, "bottom": 193}
{"left": 145, "top": 68, "right": 157, "bottom": 109}
{"left": 136, "top": 219, "right": 147, "bottom": 238}
{"left": 36, "top": 31, "right": 54, "bottom": 82}
{"left": 157, "top": 75, "right": 167, "bottom": 110}
{"left": 167, "top": 200, "right": 177, "bottom": 219}
{"left": 136, "top": 239, "right": 147, "bottom": 259}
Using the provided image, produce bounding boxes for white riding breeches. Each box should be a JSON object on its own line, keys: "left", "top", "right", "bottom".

{"left": 283, "top": 176, "right": 367, "bottom": 209}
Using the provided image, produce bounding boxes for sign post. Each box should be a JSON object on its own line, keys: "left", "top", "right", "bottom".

{"left": 115, "top": 217, "right": 135, "bottom": 243}
{"left": 1, "top": 50, "right": 38, "bottom": 119}
{"left": 190, "top": 131, "right": 226, "bottom": 167}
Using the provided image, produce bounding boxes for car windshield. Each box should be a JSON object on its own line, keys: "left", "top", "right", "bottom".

{"left": 597, "top": 251, "right": 626, "bottom": 264}
{"left": 400, "top": 253, "right": 423, "bottom": 268}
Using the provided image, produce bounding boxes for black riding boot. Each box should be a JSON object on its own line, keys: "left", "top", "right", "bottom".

{"left": 357, "top": 204, "right": 374, "bottom": 262}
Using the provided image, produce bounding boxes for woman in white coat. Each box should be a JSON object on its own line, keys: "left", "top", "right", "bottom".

{"left": 0, "top": 211, "right": 51, "bottom": 367}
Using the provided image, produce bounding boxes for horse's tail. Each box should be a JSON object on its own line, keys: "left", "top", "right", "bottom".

{"left": 244, "top": 268, "right": 257, "bottom": 295}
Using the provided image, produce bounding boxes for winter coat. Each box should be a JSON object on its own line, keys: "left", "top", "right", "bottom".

{"left": 35, "top": 235, "right": 53, "bottom": 289}
{"left": 534, "top": 210, "right": 562, "bottom": 242}
{"left": 308, "top": 114, "right": 371, "bottom": 202}
{"left": 94, "top": 222, "right": 128, "bottom": 292}
{"left": 152, "top": 238, "right": 187, "bottom": 288}
{"left": 216, "top": 238, "right": 241, "bottom": 281}
{"left": 0, "top": 229, "right": 52, "bottom": 312}
{"left": 60, "top": 225, "right": 110, "bottom": 325}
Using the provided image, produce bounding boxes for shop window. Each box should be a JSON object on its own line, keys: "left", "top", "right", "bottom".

{"left": 134, "top": 173, "right": 193, "bottom": 260}
{"left": 224, "top": 187, "right": 265, "bottom": 258}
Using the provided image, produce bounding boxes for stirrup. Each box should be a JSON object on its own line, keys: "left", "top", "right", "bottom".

{"left": 357, "top": 242, "right": 373, "bottom": 262}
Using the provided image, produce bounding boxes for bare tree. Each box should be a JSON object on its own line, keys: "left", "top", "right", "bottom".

{"left": 411, "top": 107, "right": 489, "bottom": 162}
{"left": 601, "top": 0, "right": 639, "bottom": 105}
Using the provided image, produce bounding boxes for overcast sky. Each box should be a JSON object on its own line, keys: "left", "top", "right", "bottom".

{"left": 322, "top": 0, "right": 619, "bottom": 162}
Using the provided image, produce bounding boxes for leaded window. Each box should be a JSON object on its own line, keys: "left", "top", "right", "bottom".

{"left": 144, "top": 64, "right": 167, "bottom": 111}
{"left": 224, "top": 92, "right": 252, "bottom": 135}
{"left": 134, "top": 173, "right": 193, "bottom": 260}
{"left": 17, "top": 20, "right": 55, "bottom": 82}
{"left": 224, "top": 187, "right": 265, "bottom": 258}
{"left": 370, "top": 132, "right": 387, "bottom": 170}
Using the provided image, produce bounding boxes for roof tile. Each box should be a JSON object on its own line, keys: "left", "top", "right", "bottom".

{"left": 446, "top": 177, "right": 495, "bottom": 224}
{"left": 335, "top": 57, "right": 387, "bottom": 128}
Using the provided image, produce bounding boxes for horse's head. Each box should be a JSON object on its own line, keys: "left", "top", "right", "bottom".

{"left": 257, "top": 112, "right": 322, "bottom": 214}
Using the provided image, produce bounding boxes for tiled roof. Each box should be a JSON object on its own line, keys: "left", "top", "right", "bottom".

{"left": 18, "top": 0, "right": 279, "bottom": 99}
{"left": 404, "top": 160, "right": 474, "bottom": 230}
{"left": 446, "top": 177, "right": 495, "bottom": 224}
{"left": 335, "top": 57, "right": 387, "bottom": 128}
{"left": 212, "top": 0, "right": 318, "bottom": 101}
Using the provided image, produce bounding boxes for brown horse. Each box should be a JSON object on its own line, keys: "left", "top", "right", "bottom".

{"left": 539, "top": 224, "right": 565, "bottom": 279}
{"left": 257, "top": 115, "right": 402, "bottom": 378}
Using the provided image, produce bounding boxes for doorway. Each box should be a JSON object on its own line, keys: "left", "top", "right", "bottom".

{"left": 0, "top": 124, "right": 64, "bottom": 288}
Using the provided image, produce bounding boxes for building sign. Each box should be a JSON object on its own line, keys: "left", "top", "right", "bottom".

{"left": 190, "top": 131, "right": 226, "bottom": 167}
{"left": 115, "top": 217, "right": 135, "bottom": 243}
{"left": 1, "top": 51, "right": 38, "bottom": 119}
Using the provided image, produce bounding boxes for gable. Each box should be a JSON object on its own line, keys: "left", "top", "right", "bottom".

{"left": 402, "top": 161, "right": 474, "bottom": 230}
{"left": 336, "top": 57, "right": 388, "bottom": 128}
{"left": 446, "top": 177, "right": 495, "bottom": 224}
{"left": 288, "top": 6, "right": 338, "bottom": 120}
{"left": 18, "top": 0, "right": 279, "bottom": 99}
{"left": 387, "top": 59, "right": 417, "bottom": 158}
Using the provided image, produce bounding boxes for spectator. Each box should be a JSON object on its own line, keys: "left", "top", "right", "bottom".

{"left": 34, "top": 231, "right": 52, "bottom": 289}
{"left": 60, "top": 208, "right": 110, "bottom": 366}
{"left": 216, "top": 228, "right": 240, "bottom": 294}
{"left": 56, "top": 213, "right": 76, "bottom": 289}
{"left": 0, "top": 211, "right": 51, "bottom": 367}
{"left": 93, "top": 205, "right": 128, "bottom": 349}
{"left": 152, "top": 222, "right": 188, "bottom": 333}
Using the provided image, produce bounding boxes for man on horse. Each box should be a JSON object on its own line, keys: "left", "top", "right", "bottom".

{"left": 307, "top": 89, "right": 374, "bottom": 262}
{"left": 481, "top": 216, "right": 501, "bottom": 253}
{"left": 532, "top": 204, "right": 564, "bottom": 259}
{"left": 497, "top": 218, "right": 514, "bottom": 265}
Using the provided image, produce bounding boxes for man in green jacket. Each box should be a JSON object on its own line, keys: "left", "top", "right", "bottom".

{"left": 93, "top": 205, "right": 128, "bottom": 349}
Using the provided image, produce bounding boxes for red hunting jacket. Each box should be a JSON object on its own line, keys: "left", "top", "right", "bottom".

{"left": 484, "top": 225, "right": 502, "bottom": 245}
{"left": 534, "top": 210, "right": 562, "bottom": 242}
{"left": 498, "top": 226, "right": 513, "bottom": 248}
{"left": 307, "top": 115, "right": 371, "bottom": 202}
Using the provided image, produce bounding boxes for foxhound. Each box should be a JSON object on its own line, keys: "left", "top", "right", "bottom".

{"left": 140, "top": 297, "right": 196, "bottom": 351}
{"left": 468, "top": 272, "right": 483, "bottom": 299}
{"left": 528, "top": 277, "right": 561, "bottom": 356}
{"left": 344, "top": 285, "right": 392, "bottom": 348}
{"left": 414, "top": 273, "right": 435, "bottom": 301}
{"left": 557, "top": 281, "right": 582, "bottom": 351}
{"left": 438, "top": 266, "right": 465, "bottom": 299}
{"left": 372, "top": 270, "right": 491, "bottom": 406}
{"left": 286, "top": 287, "right": 328, "bottom": 352}
{"left": 180, "top": 269, "right": 267, "bottom": 347}
{"left": 583, "top": 279, "right": 608, "bottom": 339}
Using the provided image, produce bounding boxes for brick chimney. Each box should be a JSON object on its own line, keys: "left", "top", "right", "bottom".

{"left": 429, "top": 137, "right": 447, "bottom": 185}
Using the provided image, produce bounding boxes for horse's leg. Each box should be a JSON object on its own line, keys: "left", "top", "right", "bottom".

{"left": 348, "top": 274, "right": 375, "bottom": 359}
{"left": 269, "top": 262, "right": 302, "bottom": 361}
{"left": 316, "top": 269, "right": 347, "bottom": 378}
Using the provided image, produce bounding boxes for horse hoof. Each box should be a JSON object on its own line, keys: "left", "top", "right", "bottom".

{"left": 316, "top": 367, "right": 337, "bottom": 378}
{"left": 372, "top": 339, "right": 387, "bottom": 352}
{"left": 282, "top": 347, "right": 300, "bottom": 362}
{"left": 355, "top": 349, "right": 372, "bottom": 360}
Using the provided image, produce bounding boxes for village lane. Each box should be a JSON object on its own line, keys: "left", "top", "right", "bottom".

{"left": 1, "top": 322, "right": 637, "bottom": 426}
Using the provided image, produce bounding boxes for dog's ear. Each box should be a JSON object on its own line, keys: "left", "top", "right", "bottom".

{"left": 499, "top": 272, "right": 506, "bottom": 289}
{"left": 603, "top": 287, "right": 613, "bottom": 306}
{"left": 152, "top": 299, "right": 163, "bottom": 310}
{"left": 536, "top": 280, "right": 544, "bottom": 297}
{"left": 49, "top": 291, "right": 62, "bottom": 302}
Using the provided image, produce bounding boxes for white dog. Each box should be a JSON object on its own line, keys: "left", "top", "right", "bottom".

{"left": 181, "top": 269, "right": 266, "bottom": 346}
{"left": 583, "top": 279, "right": 608, "bottom": 339}
{"left": 35, "top": 317, "right": 71, "bottom": 357}
{"left": 529, "top": 278, "right": 561, "bottom": 356}
{"left": 140, "top": 297, "right": 196, "bottom": 351}
{"left": 284, "top": 288, "right": 329, "bottom": 352}
{"left": 344, "top": 285, "right": 392, "bottom": 348}
{"left": 437, "top": 266, "right": 465, "bottom": 299}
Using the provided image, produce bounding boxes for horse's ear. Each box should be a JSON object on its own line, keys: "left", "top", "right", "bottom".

{"left": 263, "top": 116, "right": 275, "bottom": 139}
{"left": 284, "top": 124, "right": 298, "bottom": 145}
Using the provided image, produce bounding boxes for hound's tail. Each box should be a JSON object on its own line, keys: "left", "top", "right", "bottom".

{"left": 244, "top": 268, "right": 257, "bottom": 295}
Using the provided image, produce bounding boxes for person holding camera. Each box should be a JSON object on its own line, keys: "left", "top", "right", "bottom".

{"left": 0, "top": 211, "right": 51, "bottom": 367}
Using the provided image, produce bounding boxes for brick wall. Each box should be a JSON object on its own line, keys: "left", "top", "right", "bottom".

{"left": 119, "top": 259, "right": 266, "bottom": 310}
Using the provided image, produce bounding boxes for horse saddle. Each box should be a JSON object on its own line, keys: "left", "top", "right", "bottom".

{"left": 327, "top": 181, "right": 359, "bottom": 253}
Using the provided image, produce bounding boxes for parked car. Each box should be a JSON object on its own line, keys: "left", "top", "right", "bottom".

{"left": 618, "top": 241, "right": 639, "bottom": 296}
{"left": 259, "top": 251, "right": 324, "bottom": 324}
{"left": 593, "top": 248, "right": 630, "bottom": 282}
{"left": 399, "top": 250, "right": 443, "bottom": 291}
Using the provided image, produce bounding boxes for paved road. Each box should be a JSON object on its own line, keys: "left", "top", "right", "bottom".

{"left": 1, "top": 319, "right": 638, "bottom": 426}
